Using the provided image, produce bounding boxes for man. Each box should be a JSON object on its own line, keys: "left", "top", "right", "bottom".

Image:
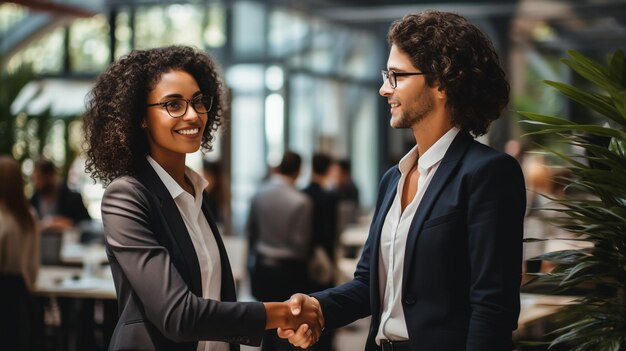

{"left": 304, "top": 153, "right": 339, "bottom": 288}
{"left": 303, "top": 153, "right": 339, "bottom": 351}
{"left": 30, "top": 158, "right": 91, "bottom": 232}
{"left": 335, "top": 158, "right": 361, "bottom": 230}
{"left": 281, "top": 10, "right": 526, "bottom": 351}
{"left": 202, "top": 159, "right": 225, "bottom": 224}
{"left": 247, "top": 150, "right": 314, "bottom": 351}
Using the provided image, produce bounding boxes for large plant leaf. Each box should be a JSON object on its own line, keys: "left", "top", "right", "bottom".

{"left": 543, "top": 81, "right": 626, "bottom": 127}
{"left": 563, "top": 50, "right": 620, "bottom": 95}
{"left": 518, "top": 49, "right": 626, "bottom": 351}
{"left": 519, "top": 120, "right": 626, "bottom": 140}
{"left": 517, "top": 111, "right": 573, "bottom": 125}
{"left": 608, "top": 50, "right": 624, "bottom": 86}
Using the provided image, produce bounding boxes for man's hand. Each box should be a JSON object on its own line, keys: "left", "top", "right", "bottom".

{"left": 276, "top": 293, "right": 325, "bottom": 349}
{"left": 41, "top": 215, "right": 74, "bottom": 231}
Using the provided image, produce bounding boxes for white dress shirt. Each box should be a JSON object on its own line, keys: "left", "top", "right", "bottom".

{"left": 147, "top": 156, "right": 228, "bottom": 351}
{"left": 375, "top": 127, "right": 460, "bottom": 344}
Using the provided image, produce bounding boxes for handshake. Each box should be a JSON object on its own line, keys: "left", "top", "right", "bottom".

{"left": 264, "top": 294, "right": 324, "bottom": 349}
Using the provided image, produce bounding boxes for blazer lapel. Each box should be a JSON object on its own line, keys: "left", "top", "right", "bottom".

{"left": 401, "top": 132, "right": 473, "bottom": 292}
{"left": 136, "top": 160, "right": 203, "bottom": 296}
{"left": 200, "top": 194, "right": 237, "bottom": 302}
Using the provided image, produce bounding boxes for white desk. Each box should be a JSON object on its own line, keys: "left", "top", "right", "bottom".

{"left": 36, "top": 235, "right": 248, "bottom": 301}
{"left": 34, "top": 265, "right": 116, "bottom": 300}
{"left": 340, "top": 223, "right": 369, "bottom": 248}
{"left": 60, "top": 230, "right": 107, "bottom": 265}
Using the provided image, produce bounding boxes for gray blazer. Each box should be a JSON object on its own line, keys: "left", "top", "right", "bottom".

{"left": 247, "top": 175, "right": 313, "bottom": 261}
{"left": 101, "top": 161, "right": 265, "bottom": 351}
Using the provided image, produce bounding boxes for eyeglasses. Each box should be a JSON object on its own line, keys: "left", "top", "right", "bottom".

{"left": 146, "top": 95, "right": 213, "bottom": 118}
{"left": 381, "top": 70, "right": 430, "bottom": 89}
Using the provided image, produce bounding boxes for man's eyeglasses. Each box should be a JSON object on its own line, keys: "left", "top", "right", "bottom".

{"left": 146, "top": 95, "right": 213, "bottom": 118}
{"left": 381, "top": 70, "right": 430, "bottom": 89}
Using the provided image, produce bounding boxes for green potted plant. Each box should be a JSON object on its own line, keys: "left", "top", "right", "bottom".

{"left": 0, "top": 64, "right": 33, "bottom": 156}
{"left": 518, "top": 49, "right": 626, "bottom": 350}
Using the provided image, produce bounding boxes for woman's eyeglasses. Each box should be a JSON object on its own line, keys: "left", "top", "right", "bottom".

{"left": 147, "top": 95, "right": 213, "bottom": 118}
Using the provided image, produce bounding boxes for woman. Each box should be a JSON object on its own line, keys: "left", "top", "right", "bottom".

{"left": 83, "top": 46, "right": 321, "bottom": 351}
{"left": 0, "top": 156, "right": 41, "bottom": 351}
{"left": 0, "top": 156, "right": 39, "bottom": 290}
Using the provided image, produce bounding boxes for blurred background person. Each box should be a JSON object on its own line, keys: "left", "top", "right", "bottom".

{"left": 303, "top": 152, "right": 339, "bottom": 351}
{"left": 202, "top": 159, "right": 226, "bottom": 226}
{"left": 304, "top": 153, "right": 339, "bottom": 289}
{"left": 0, "top": 155, "right": 40, "bottom": 289}
{"left": 0, "top": 155, "right": 41, "bottom": 351}
{"left": 30, "top": 158, "right": 91, "bottom": 234}
{"left": 247, "top": 150, "right": 313, "bottom": 351}
{"left": 335, "top": 158, "right": 361, "bottom": 231}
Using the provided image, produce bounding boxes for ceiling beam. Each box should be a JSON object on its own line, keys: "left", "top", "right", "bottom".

{"left": 7, "top": 0, "right": 99, "bottom": 17}
{"left": 310, "top": 0, "right": 625, "bottom": 24}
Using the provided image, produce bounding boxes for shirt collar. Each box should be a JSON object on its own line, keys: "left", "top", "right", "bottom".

{"left": 146, "top": 155, "right": 208, "bottom": 199}
{"left": 268, "top": 174, "right": 292, "bottom": 187}
{"left": 398, "top": 126, "right": 460, "bottom": 174}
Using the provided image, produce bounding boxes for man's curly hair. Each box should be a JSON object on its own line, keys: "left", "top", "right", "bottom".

{"left": 83, "top": 45, "right": 226, "bottom": 185}
{"left": 388, "top": 10, "right": 510, "bottom": 136}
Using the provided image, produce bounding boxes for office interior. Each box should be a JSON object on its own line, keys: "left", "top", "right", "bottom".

{"left": 1, "top": 0, "right": 625, "bottom": 350}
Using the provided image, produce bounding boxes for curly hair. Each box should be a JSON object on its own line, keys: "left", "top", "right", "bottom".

{"left": 83, "top": 45, "right": 226, "bottom": 185}
{"left": 388, "top": 10, "right": 510, "bottom": 136}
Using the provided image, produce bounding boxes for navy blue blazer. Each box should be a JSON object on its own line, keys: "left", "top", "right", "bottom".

{"left": 102, "top": 160, "right": 266, "bottom": 351}
{"left": 312, "top": 132, "right": 526, "bottom": 351}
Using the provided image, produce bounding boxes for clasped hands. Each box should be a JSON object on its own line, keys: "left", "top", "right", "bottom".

{"left": 264, "top": 293, "right": 324, "bottom": 349}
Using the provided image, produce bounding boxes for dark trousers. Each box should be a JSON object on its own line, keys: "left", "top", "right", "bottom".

{"left": 251, "top": 255, "right": 317, "bottom": 351}
{"left": 250, "top": 255, "right": 310, "bottom": 302}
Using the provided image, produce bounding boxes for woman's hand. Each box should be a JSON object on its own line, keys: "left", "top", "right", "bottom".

{"left": 275, "top": 293, "right": 325, "bottom": 349}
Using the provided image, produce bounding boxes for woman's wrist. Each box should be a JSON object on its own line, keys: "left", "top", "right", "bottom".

{"left": 263, "top": 302, "right": 290, "bottom": 330}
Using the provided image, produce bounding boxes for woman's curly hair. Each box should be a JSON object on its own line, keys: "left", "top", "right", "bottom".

{"left": 388, "top": 10, "right": 510, "bottom": 136}
{"left": 83, "top": 45, "right": 226, "bottom": 185}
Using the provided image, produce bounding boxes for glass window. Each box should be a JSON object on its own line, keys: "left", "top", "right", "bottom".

{"left": 42, "top": 119, "right": 67, "bottom": 165}
{"left": 341, "top": 33, "right": 381, "bottom": 80}
{"left": 226, "top": 64, "right": 267, "bottom": 236}
{"left": 268, "top": 9, "right": 309, "bottom": 57}
{"left": 230, "top": 95, "right": 265, "bottom": 236}
{"left": 0, "top": 3, "right": 28, "bottom": 35}
{"left": 69, "top": 15, "right": 111, "bottom": 72}
{"left": 114, "top": 8, "right": 132, "bottom": 60}
{"left": 232, "top": 1, "right": 266, "bottom": 57}
{"left": 265, "top": 93, "right": 284, "bottom": 166}
{"left": 288, "top": 74, "right": 315, "bottom": 158}
{"left": 351, "top": 89, "right": 378, "bottom": 209}
{"left": 308, "top": 22, "right": 339, "bottom": 74}
{"left": 226, "top": 64, "right": 265, "bottom": 93}
{"left": 135, "top": 4, "right": 204, "bottom": 48}
{"left": 203, "top": 3, "right": 226, "bottom": 48}
{"left": 6, "top": 27, "right": 65, "bottom": 74}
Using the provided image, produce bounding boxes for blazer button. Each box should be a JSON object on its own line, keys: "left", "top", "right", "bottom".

{"left": 404, "top": 294, "right": 416, "bottom": 305}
